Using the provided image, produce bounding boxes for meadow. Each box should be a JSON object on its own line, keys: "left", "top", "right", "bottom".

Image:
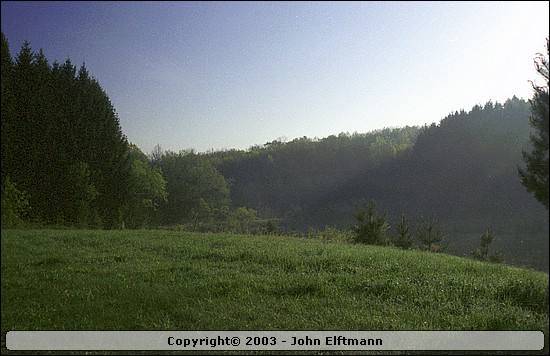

{"left": 1, "top": 229, "right": 548, "bottom": 355}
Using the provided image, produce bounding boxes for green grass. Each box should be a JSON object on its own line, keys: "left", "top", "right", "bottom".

{"left": 1, "top": 229, "right": 548, "bottom": 355}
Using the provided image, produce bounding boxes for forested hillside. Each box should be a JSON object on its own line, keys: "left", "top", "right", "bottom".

{"left": 302, "top": 98, "right": 542, "bottom": 226}
{"left": 2, "top": 32, "right": 547, "bottom": 271}
{"left": 212, "top": 98, "right": 549, "bottom": 270}
{"left": 213, "top": 98, "right": 541, "bottom": 228}
{"left": 213, "top": 126, "right": 420, "bottom": 221}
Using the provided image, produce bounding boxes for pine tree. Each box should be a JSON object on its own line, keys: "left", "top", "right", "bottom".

{"left": 352, "top": 199, "right": 390, "bottom": 245}
{"left": 392, "top": 214, "right": 415, "bottom": 249}
{"left": 72, "top": 63, "right": 131, "bottom": 228}
{"left": 416, "top": 215, "right": 445, "bottom": 252}
{"left": 10, "top": 41, "right": 42, "bottom": 218}
{"left": 519, "top": 38, "right": 549, "bottom": 209}
{"left": 1, "top": 31, "right": 14, "bottom": 183}
{"left": 472, "top": 228, "right": 504, "bottom": 263}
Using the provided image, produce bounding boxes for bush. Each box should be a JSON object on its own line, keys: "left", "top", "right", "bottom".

{"left": 1, "top": 177, "right": 30, "bottom": 228}
{"left": 227, "top": 207, "right": 258, "bottom": 234}
{"left": 307, "top": 226, "right": 353, "bottom": 243}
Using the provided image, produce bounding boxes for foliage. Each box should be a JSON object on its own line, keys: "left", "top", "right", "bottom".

{"left": 212, "top": 99, "right": 544, "bottom": 242}
{"left": 306, "top": 226, "right": 354, "bottom": 243}
{"left": 125, "top": 155, "right": 168, "bottom": 228}
{"left": 519, "top": 38, "right": 549, "bottom": 209}
{"left": 416, "top": 215, "right": 446, "bottom": 252}
{"left": 1, "top": 177, "right": 30, "bottom": 228}
{"left": 214, "top": 127, "right": 420, "bottom": 230}
{"left": 63, "top": 161, "right": 100, "bottom": 227}
{"left": 257, "top": 219, "right": 280, "bottom": 235}
{"left": 149, "top": 143, "right": 164, "bottom": 166}
{"left": 227, "top": 207, "right": 259, "bottom": 234}
{"left": 352, "top": 200, "right": 391, "bottom": 245}
{"left": 154, "top": 149, "right": 231, "bottom": 227}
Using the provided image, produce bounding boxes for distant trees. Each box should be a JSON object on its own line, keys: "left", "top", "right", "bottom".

{"left": 519, "top": 38, "right": 549, "bottom": 209}
{"left": 153, "top": 149, "right": 231, "bottom": 228}
{"left": 125, "top": 144, "right": 167, "bottom": 228}
{"left": 214, "top": 99, "right": 541, "bottom": 234}
{"left": 215, "top": 126, "right": 421, "bottom": 228}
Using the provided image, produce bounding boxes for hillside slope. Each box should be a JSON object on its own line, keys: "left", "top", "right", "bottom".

{"left": 2, "top": 229, "right": 548, "bottom": 354}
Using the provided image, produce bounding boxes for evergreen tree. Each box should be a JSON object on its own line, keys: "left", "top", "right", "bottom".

{"left": 519, "top": 38, "right": 549, "bottom": 209}
{"left": 31, "top": 48, "right": 63, "bottom": 221}
{"left": 10, "top": 40, "right": 44, "bottom": 219}
{"left": 416, "top": 215, "right": 445, "bottom": 252}
{"left": 352, "top": 199, "right": 390, "bottom": 245}
{"left": 472, "top": 228, "right": 504, "bottom": 263}
{"left": 1, "top": 35, "right": 132, "bottom": 227}
{"left": 392, "top": 214, "right": 415, "bottom": 249}
{"left": 1, "top": 31, "right": 14, "bottom": 183}
{"left": 72, "top": 63, "right": 131, "bottom": 228}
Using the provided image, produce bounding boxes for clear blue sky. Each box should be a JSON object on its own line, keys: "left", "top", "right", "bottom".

{"left": 1, "top": 1, "right": 548, "bottom": 154}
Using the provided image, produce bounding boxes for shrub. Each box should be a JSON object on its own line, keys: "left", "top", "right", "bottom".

{"left": 227, "top": 207, "right": 258, "bottom": 234}
{"left": 1, "top": 177, "right": 30, "bottom": 228}
{"left": 308, "top": 226, "right": 353, "bottom": 243}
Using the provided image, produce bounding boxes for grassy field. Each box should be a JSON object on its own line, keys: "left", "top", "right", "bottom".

{"left": 1, "top": 229, "right": 548, "bottom": 355}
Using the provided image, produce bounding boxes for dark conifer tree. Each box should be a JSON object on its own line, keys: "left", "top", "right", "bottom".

{"left": 519, "top": 38, "right": 549, "bottom": 209}
{"left": 1, "top": 31, "right": 14, "bottom": 183}
{"left": 10, "top": 41, "right": 43, "bottom": 218}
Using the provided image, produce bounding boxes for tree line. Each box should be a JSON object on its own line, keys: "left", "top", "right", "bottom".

{"left": 1, "top": 33, "right": 547, "bottom": 271}
{"left": 0, "top": 32, "right": 234, "bottom": 230}
{"left": 0, "top": 32, "right": 423, "bottom": 231}
{"left": 211, "top": 97, "right": 545, "bottom": 231}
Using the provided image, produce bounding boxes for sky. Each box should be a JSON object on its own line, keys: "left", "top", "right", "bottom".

{"left": 1, "top": 1, "right": 549, "bottom": 154}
